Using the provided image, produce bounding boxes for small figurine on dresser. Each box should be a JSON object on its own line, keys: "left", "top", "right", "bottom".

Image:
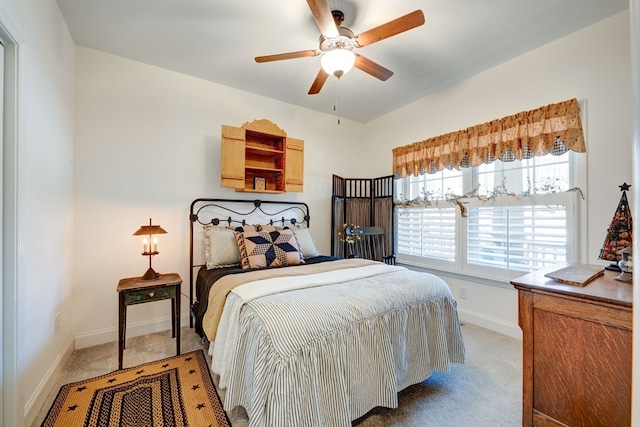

{"left": 615, "top": 246, "right": 632, "bottom": 282}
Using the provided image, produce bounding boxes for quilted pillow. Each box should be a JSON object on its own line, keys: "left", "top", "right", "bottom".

{"left": 235, "top": 229, "right": 304, "bottom": 269}
{"left": 203, "top": 225, "right": 257, "bottom": 269}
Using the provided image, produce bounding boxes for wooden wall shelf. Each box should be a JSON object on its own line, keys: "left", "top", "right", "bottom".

{"left": 220, "top": 119, "right": 303, "bottom": 193}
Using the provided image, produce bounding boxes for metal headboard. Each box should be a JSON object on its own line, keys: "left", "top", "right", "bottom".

{"left": 188, "top": 198, "right": 310, "bottom": 328}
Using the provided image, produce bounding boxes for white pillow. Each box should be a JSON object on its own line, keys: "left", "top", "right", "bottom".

{"left": 293, "top": 228, "right": 320, "bottom": 258}
{"left": 204, "top": 227, "right": 241, "bottom": 269}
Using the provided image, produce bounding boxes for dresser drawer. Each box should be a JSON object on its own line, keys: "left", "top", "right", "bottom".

{"left": 124, "top": 286, "right": 176, "bottom": 305}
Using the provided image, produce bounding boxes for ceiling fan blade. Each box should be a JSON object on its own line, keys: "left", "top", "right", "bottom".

{"left": 306, "top": 0, "right": 339, "bottom": 38}
{"left": 308, "top": 68, "right": 329, "bottom": 95}
{"left": 255, "top": 50, "right": 319, "bottom": 63}
{"left": 354, "top": 54, "right": 394, "bottom": 81}
{"left": 355, "top": 10, "right": 425, "bottom": 47}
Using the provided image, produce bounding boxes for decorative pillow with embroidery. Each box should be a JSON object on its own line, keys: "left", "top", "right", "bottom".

{"left": 235, "top": 229, "right": 304, "bottom": 269}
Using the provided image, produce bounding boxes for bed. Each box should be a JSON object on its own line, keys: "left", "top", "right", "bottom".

{"left": 189, "top": 198, "right": 465, "bottom": 426}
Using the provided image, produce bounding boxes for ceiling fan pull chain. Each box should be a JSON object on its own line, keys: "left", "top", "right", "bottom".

{"left": 333, "top": 79, "right": 341, "bottom": 125}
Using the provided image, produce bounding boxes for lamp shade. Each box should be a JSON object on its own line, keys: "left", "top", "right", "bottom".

{"left": 321, "top": 49, "right": 355, "bottom": 78}
{"left": 134, "top": 218, "right": 167, "bottom": 280}
{"left": 133, "top": 219, "right": 167, "bottom": 236}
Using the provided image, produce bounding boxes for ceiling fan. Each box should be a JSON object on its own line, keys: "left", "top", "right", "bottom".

{"left": 254, "top": 0, "right": 425, "bottom": 95}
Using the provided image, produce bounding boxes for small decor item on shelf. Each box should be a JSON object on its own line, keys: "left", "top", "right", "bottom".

{"left": 615, "top": 246, "right": 633, "bottom": 282}
{"left": 254, "top": 176, "right": 266, "bottom": 191}
{"left": 133, "top": 218, "right": 167, "bottom": 280}
{"left": 599, "top": 182, "right": 633, "bottom": 271}
{"left": 338, "top": 223, "right": 363, "bottom": 258}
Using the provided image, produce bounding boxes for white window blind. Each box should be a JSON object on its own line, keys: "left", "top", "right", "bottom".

{"left": 466, "top": 204, "right": 567, "bottom": 272}
{"left": 397, "top": 207, "right": 456, "bottom": 261}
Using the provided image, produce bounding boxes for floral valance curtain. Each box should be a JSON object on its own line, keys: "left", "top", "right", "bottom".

{"left": 392, "top": 98, "right": 585, "bottom": 178}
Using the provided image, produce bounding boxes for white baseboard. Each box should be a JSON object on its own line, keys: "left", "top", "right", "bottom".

{"left": 458, "top": 307, "right": 522, "bottom": 340}
{"left": 24, "top": 335, "right": 75, "bottom": 426}
{"left": 74, "top": 313, "right": 191, "bottom": 349}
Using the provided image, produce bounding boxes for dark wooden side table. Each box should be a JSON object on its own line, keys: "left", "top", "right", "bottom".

{"left": 511, "top": 263, "right": 632, "bottom": 427}
{"left": 117, "top": 272, "right": 182, "bottom": 370}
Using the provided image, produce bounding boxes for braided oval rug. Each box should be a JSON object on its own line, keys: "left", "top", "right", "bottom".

{"left": 42, "top": 349, "right": 230, "bottom": 427}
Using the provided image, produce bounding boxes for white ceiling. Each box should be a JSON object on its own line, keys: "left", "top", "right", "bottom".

{"left": 56, "top": 0, "right": 629, "bottom": 123}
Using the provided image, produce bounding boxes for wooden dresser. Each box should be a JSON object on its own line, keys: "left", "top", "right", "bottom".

{"left": 510, "top": 263, "right": 632, "bottom": 427}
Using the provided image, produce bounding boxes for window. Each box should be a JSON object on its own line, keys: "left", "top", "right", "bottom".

{"left": 396, "top": 149, "right": 581, "bottom": 280}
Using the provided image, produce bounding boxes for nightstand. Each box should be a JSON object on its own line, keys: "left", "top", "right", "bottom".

{"left": 117, "top": 272, "right": 182, "bottom": 370}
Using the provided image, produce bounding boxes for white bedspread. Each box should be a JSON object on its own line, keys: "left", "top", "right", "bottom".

{"left": 234, "top": 263, "right": 402, "bottom": 301}
{"left": 209, "top": 262, "right": 465, "bottom": 427}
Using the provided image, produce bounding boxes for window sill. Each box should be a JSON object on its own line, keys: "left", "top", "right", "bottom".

{"left": 397, "top": 261, "right": 516, "bottom": 291}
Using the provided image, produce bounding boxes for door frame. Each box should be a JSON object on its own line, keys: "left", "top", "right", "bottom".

{"left": 0, "top": 4, "right": 23, "bottom": 425}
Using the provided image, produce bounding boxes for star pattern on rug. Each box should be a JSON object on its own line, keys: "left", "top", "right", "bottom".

{"left": 185, "top": 356, "right": 193, "bottom": 361}
{"left": 188, "top": 369, "right": 196, "bottom": 374}
{"left": 106, "top": 378, "right": 117, "bottom": 383}
{"left": 191, "top": 384, "right": 200, "bottom": 391}
{"left": 136, "top": 369, "right": 145, "bottom": 375}
{"left": 162, "top": 363, "right": 169, "bottom": 368}
{"left": 75, "top": 386, "right": 87, "bottom": 392}
{"left": 196, "top": 403, "right": 206, "bottom": 410}
{"left": 67, "top": 404, "right": 79, "bottom": 411}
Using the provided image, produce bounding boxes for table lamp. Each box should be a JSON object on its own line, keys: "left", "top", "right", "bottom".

{"left": 133, "top": 218, "right": 167, "bottom": 280}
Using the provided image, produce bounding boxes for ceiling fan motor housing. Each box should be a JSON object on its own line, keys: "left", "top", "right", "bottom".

{"left": 319, "top": 26, "right": 355, "bottom": 51}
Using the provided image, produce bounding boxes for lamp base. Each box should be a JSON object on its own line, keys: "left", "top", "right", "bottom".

{"left": 603, "top": 262, "right": 622, "bottom": 272}
{"left": 140, "top": 267, "right": 160, "bottom": 281}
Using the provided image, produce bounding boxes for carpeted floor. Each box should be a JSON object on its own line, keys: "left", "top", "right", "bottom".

{"left": 33, "top": 322, "right": 522, "bottom": 426}
{"left": 352, "top": 322, "right": 523, "bottom": 426}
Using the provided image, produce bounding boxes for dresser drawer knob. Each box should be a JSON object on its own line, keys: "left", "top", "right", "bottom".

{"left": 149, "top": 292, "right": 155, "bottom": 297}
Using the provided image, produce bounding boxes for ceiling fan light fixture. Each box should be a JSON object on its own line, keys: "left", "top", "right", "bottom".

{"left": 321, "top": 48, "right": 355, "bottom": 78}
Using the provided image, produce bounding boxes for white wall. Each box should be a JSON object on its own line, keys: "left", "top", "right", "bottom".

{"left": 364, "top": 11, "right": 632, "bottom": 337}
{"left": 0, "top": 0, "right": 76, "bottom": 425}
{"left": 72, "top": 46, "right": 364, "bottom": 348}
